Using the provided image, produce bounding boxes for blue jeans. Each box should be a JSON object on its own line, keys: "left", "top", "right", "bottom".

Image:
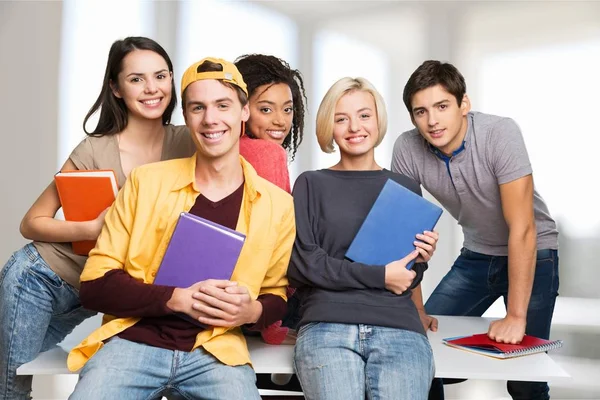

{"left": 294, "top": 322, "right": 435, "bottom": 400}
{"left": 69, "top": 337, "right": 261, "bottom": 400}
{"left": 426, "top": 248, "right": 559, "bottom": 400}
{"left": 0, "top": 244, "right": 96, "bottom": 400}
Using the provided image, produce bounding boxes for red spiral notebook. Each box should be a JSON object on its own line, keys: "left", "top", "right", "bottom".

{"left": 443, "top": 333, "right": 563, "bottom": 359}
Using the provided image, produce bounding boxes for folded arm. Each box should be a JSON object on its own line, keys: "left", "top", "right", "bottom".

{"left": 20, "top": 158, "right": 106, "bottom": 243}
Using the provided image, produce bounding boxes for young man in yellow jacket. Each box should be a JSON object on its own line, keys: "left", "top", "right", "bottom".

{"left": 67, "top": 57, "right": 295, "bottom": 400}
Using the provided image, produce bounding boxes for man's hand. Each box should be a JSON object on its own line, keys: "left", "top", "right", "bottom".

{"left": 166, "top": 279, "right": 237, "bottom": 322}
{"left": 488, "top": 315, "right": 527, "bottom": 344}
{"left": 191, "top": 283, "right": 262, "bottom": 327}
{"left": 384, "top": 250, "right": 418, "bottom": 295}
{"left": 417, "top": 308, "right": 438, "bottom": 332}
{"left": 415, "top": 230, "right": 439, "bottom": 263}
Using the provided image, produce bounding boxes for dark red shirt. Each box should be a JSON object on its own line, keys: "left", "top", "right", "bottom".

{"left": 79, "top": 182, "right": 286, "bottom": 351}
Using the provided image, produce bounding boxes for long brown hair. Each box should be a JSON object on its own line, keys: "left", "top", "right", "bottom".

{"left": 83, "top": 36, "right": 177, "bottom": 136}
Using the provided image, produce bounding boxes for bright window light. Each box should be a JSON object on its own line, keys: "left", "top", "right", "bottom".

{"left": 480, "top": 40, "right": 600, "bottom": 237}
{"left": 58, "top": 0, "right": 154, "bottom": 167}
{"left": 176, "top": 0, "right": 297, "bottom": 126}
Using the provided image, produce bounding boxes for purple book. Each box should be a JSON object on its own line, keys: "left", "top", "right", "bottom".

{"left": 154, "top": 212, "right": 246, "bottom": 288}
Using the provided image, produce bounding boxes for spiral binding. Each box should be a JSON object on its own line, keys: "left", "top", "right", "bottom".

{"left": 506, "top": 339, "right": 563, "bottom": 356}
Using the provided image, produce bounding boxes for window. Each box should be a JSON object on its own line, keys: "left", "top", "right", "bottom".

{"left": 175, "top": 0, "right": 297, "bottom": 126}
{"left": 479, "top": 40, "right": 600, "bottom": 237}
{"left": 58, "top": 0, "right": 154, "bottom": 165}
{"left": 312, "top": 30, "right": 390, "bottom": 169}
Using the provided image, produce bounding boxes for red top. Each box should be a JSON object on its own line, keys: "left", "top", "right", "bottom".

{"left": 239, "top": 135, "right": 290, "bottom": 193}
{"left": 239, "top": 135, "right": 295, "bottom": 345}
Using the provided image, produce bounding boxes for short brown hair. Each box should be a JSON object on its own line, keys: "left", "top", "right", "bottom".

{"left": 182, "top": 60, "right": 248, "bottom": 108}
{"left": 403, "top": 60, "right": 466, "bottom": 114}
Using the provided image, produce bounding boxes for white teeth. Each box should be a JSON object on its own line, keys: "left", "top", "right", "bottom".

{"left": 266, "top": 130, "right": 285, "bottom": 138}
{"left": 142, "top": 99, "right": 160, "bottom": 105}
{"left": 203, "top": 131, "right": 225, "bottom": 139}
{"left": 347, "top": 136, "right": 366, "bottom": 143}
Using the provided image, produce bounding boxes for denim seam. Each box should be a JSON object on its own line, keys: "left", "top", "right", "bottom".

{"left": 23, "top": 243, "right": 39, "bottom": 262}
{"left": 550, "top": 253, "right": 559, "bottom": 295}
{"left": 460, "top": 294, "right": 499, "bottom": 317}
{"left": 145, "top": 386, "right": 168, "bottom": 400}
{"left": 0, "top": 255, "right": 17, "bottom": 287}
{"left": 166, "top": 385, "right": 192, "bottom": 400}
{"left": 365, "top": 371, "right": 374, "bottom": 400}
{"left": 486, "top": 255, "right": 497, "bottom": 289}
{"left": 167, "top": 350, "right": 179, "bottom": 386}
{"left": 3, "top": 263, "right": 28, "bottom": 398}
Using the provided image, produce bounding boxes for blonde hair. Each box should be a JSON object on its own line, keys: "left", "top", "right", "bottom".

{"left": 316, "top": 77, "right": 388, "bottom": 153}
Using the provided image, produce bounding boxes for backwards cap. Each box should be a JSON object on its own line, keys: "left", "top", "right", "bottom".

{"left": 180, "top": 57, "right": 248, "bottom": 97}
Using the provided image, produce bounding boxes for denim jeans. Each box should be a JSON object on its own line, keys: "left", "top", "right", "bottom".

{"left": 294, "top": 322, "right": 434, "bottom": 400}
{"left": 0, "top": 244, "right": 96, "bottom": 400}
{"left": 69, "top": 337, "right": 261, "bottom": 400}
{"left": 425, "top": 248, "right": 559, "bottom": 400}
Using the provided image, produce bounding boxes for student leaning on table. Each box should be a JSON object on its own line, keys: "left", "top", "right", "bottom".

{"left": 0, "top": 36, "right": 194, "bottom": 400}
{"left": 392, "top": 60, "right": 559, "bottom": 400}
{"left": 65, "top": 56, "right": 295, "bottom": 400}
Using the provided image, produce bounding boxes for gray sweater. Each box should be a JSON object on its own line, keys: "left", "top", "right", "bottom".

{"left": 288, "top": 169, "right": 427, "bottom": 335}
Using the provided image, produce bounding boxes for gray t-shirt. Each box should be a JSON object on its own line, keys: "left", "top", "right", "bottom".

{"left": 391, "top": 111, "right": 558, "bottom": 256}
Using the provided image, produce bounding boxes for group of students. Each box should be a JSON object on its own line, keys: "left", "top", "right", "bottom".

{"left": 0, "top": 36, "right": 559, "bottom": 400}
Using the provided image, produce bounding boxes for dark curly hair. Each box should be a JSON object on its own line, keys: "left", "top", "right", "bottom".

{"left": 234, "top": 54, "right": 307, "bottom": 161}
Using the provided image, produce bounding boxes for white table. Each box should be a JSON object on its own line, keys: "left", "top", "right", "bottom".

{"left": 429, "top": 316, "right": 569, "bottom": 382}
{"left": 17, "top": 315, "right": 569, "bottom": 382}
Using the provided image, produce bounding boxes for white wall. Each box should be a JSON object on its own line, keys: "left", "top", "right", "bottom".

{"left": 0, "top": 1, "right": 62, "bottom": 262}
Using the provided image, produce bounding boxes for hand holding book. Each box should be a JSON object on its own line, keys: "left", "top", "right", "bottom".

{"left": 54, "top": 170, "right": 118, "bottom": 255}
{"left": 345, "top": 179, "right": 443, "bottom": 269}
{"left": 192, "top": 283, "right": 262, "bottom": 327}
{"left": 384, "top": 250, "right": 419, "bottom": 295}
{"left": 85, "top": 207, "right": 110, "bottom": 240}
{"left": 414, "top": 230, "right": 439, "bottom": 263}
{"left": 167, "top": 279, "right": 239, "bottom": 325}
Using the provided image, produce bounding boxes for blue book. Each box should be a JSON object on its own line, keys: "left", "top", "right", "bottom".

{"left": 345, "top": 179, "right": 443, "bottom": 269}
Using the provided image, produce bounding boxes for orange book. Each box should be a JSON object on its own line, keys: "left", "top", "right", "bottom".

{"left": 54, "top": 170, "right": 118, "bottom": 255}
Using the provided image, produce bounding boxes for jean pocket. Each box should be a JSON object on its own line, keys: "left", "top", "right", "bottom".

{"left": 297, "top": 322, "right": 320, "bottom": 337}
{"left": 536, "top": 249, "right": 556, "bottom": 263}
{"left": 27, "top": 260, "right": 66, "bottom": 289}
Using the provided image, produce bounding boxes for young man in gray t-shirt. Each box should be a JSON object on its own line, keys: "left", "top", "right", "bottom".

{"left": 391, "top": 60, "right": 559, "bottom": 400}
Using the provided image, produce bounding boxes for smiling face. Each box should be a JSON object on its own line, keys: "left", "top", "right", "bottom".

{"left": 111, "top": 49, "right": 172, "bottom": 122}
{"left": 332, "top": 90, "right": 379, "bottom": 159}
{"left": 183, "top": 79, "right": 249, "bottom": 160}
{"left": 246, "top": 82, "right": 293, "bottom": 145}
{"left": 410, "top": 84, "right": 470, "bottom": 155}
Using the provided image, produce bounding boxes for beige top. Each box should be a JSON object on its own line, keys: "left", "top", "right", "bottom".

{"left": 34, "top": 125, "right": 195, "bottom": 289}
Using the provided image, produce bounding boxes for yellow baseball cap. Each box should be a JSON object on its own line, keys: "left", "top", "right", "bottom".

{"left": 180, "top": 57, "right": 248, "bottom": 97}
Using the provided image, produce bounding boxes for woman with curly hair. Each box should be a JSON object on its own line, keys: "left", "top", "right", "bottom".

{"left": 235, "top": 54, "right": 307, "bottom": 162}
{"left": 234, "top": 54, "right": 308, "bottom": 396}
